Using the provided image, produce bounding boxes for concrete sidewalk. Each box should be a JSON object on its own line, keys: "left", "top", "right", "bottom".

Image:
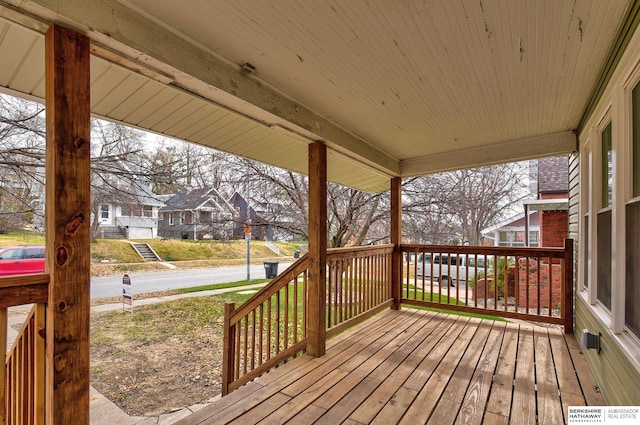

{"left": 9, "top": 282, "right": 268, "bottom": 424}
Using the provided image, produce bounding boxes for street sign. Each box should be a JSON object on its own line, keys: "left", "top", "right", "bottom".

{"left": 122, "top": 273, "right": 133, "bottom": 312}
{"left": 243, "top": 221, "right": 252, "bottom": 234}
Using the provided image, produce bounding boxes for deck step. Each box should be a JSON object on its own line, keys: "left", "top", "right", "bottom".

{"left": 131, "top": 243, "right": 162, "bottom": 262}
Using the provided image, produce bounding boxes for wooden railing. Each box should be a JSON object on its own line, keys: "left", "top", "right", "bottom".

{"left": 325, "top": 245, "right": 394, "bottom": 337}
{"left": 0, "top": 273, "right": 49, "bottom": 425}
{"left": 222, "top": 245, "right": 394, "bottom": 394}
{"left": 222, "top": 257, "right": 309, "bottom": 395}
{"left": 222, "top": 241, "right": 572, "bottom": 394}
{"left": 400, "top": 239, "right": 574, "bottom": 332}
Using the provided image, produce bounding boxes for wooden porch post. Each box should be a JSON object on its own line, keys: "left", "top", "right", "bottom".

{"left": 45, "top": 24, "right": 91, "bottom": 424}
{"left": 307, "top": 142, "right": 327, "bottom": 357}
{"left": 391, "top": 177, "right": 402, "bottom": 310}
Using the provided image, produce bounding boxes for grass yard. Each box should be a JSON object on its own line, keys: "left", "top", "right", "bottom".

{"left": 90, "top": 288, "right": 260, "bottom": 416}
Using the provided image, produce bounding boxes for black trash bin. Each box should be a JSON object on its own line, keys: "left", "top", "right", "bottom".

{"left": 293, "top": 250, "right": 300, "bottom": 259}
{"left": 264, "top": 261, "right": 279, "bottom": 279}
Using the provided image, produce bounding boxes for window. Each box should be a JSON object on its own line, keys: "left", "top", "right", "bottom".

{"left": 583, "top": 215, "right": 589, "bottom": 289}
{"left": 627, "top": 82, "right": 640, "bottom": 337}
{"left": 168, "top": 213, "right": 174, "bottom": 225}
{"left": 467, "top": 257, "right": 486, "bottom": 268}
{"left": 100, "top": 205, "right": 109, "bottom": 220}
{"left": 602, "top": 122, "right": 613, "bottom": 208}
{"left": 143, "top": 205, "right": 153, "bottom": 217}
{"left": 626, "top": 202, "right": 640, "bottom": 337}
{"left": 179, "top": 212, "right": 185, "bottom": 224}
{"left": 26, "top": 247, "right": 45, "bottom": 258}
{"left": 529, "top": 231, "right": 539, "bottom": 247}
{"left": 633, "top": 83, "right": 640, "bottom": 197}
{"left": 597, "top": 122, "right": 613, "bottom": 310}
{"left": 200, "top": 211, "right": 211, "bottom": 223}
{"left": 0, "top": 249, "right": 23, "bottom": 260}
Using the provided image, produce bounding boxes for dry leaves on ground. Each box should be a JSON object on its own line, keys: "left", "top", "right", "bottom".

{"left": 90, "top": 296, "right": 227, "bottom": 416}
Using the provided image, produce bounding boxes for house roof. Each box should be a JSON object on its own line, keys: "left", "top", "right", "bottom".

{"left": 160, "top": 187, "right": 233, "bottom": 213}
{"left": 481, "top": 210, "right": 541, "bottom": 235}
{"left": 537, "top": 156, "right": 569, "bottom": 194}
{"left": 0, "top": 0, "right": 634, "bottom": 193}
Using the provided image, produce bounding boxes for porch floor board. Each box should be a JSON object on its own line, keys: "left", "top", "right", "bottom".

{"left": 176, "top": 309, "right": 603, "bottom": 425}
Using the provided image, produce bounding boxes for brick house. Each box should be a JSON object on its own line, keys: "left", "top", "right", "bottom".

{"left": 484, "top": 155, "right": 569, "bottom": 248}
{"left": 479, "top": 156, "right": 569, "bottom": 309}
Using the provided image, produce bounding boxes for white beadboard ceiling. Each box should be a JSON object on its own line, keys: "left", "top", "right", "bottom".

{"left": 0, "top": 0, "right": 632, "bottom": 192}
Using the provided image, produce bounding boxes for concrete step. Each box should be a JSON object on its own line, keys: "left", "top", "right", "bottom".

{"left": 98, "top": 226, "right": 125, "bottom": 239}
{"left": 131, "top": 243, "right": 161, "bottom": 262}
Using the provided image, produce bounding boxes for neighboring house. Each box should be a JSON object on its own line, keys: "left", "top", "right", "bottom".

{"left": 482, "top": 211, "right": 541, "bottom": 247}
{"left": 526, "top": 155, "right": 569, "bottom": 247}
{"left": 228, "top": 192, "right": 274, "bottom": 240}
{"left": 483, "top": 156, "right": 568, "bottom": 248}
{"left": 0, "top": 166, "right": 42, "bottom": 233}
{"left": 95, "top": 180, "right": 165, "bottom": 239}
{"left": 158, "top": 187, "right": 238, "bottom": 240}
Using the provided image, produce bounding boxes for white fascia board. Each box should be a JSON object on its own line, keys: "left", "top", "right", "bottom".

{"left": 401, "top": 131, "right": 577, "bottom": 177}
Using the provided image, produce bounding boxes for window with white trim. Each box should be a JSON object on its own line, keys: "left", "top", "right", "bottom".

{"left": 597, "top": 122, "right": 612, "bottom": 310}
{"left": 626, "top": 82, "right": 640, "bottom": 338}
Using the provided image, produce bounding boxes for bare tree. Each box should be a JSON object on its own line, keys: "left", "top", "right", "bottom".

{"left": 403, "top": 163, "right": 528, "bottom": 245}
{"left": 221, "top": 155, "right": 390, "bottom": 247}
{"left": 327, "top": 186, "right": 388, "bottom": 247}
{"left": 0, "top": 94, "right": 175, "bottom": 238}
{"left": 0, "top": 95, "right": 46, "bottom": 232}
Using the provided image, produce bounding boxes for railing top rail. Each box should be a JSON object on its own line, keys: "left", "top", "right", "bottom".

{"left": 400, "top": 243, "right": 568, "bottom": 258}
{"left": 327, "top": 244, "right": 394, "bottom": 258}
{"left": 229, "top": 254, "right": 309, "bottom": 325}
{"left": 0, "top": 273, "right": 49, "bottom": 308}
{"left": 0, "top": 273, "right": 50, "bottom": 289}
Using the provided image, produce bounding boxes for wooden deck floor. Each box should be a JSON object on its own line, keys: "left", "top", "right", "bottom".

{"left": 177, "top": 308, "right": 603, "bottom": 425}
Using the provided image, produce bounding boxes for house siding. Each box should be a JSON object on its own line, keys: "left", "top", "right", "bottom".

{"left": 568, "top": 152, "right": 580, "bottom": 251}
{"left": 573, "top": 3, "right": 640, "bottom": 404}
{"left": 575, "top": 297, "right": 640, "bottom": 405}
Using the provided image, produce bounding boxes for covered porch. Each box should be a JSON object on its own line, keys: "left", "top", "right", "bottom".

{"left": 178, "top": 308, "right": 603, "bottom": 425}
{"left": 1, "top": 0, "right": 638, "bottom": 423}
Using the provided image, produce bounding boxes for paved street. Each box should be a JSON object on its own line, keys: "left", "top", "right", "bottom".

{"left": 90, "top": 261, "right": 292, "bottom": 299}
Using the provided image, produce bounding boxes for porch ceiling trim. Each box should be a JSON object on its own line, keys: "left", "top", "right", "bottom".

{"left": 401, "top": 131, "right": 577, "bottom": 176}
{"left": 0, "top": 0, "right": 400, "bottom": 180}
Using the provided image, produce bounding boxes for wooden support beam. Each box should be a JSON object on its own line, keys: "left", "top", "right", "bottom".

{"left": 390, "top": 177, "right": 402, "bottom": 310}
{"left": 44, "top": 24, "right": 91, "bottom": 424}
{"left": 307, "top": 142, "right": 327, "bottom": 357}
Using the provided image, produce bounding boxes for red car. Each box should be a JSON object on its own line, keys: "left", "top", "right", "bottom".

{"left": 0, "top": 245, "right": 46, "bottom": 276}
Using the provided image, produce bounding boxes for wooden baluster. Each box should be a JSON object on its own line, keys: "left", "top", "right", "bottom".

{"left": 293, "top": 278, "right": 298, "bottom": 345}
{"left": 284, "top": 285, "right": 289, "bottom": 350}
{"left": 267, "top": 298, "right": 272, "bottom": 360}
{"left": 258, "top": 304, "right": 264, "bottom": 366}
